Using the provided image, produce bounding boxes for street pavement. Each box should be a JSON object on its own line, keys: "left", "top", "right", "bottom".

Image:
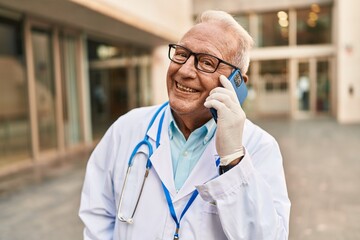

{"left": 256, "top": 118, "right": 360, "bottom": 240}
{"left": 0, "top": 159, "right": 87, "bottom": 240}
{"left": 0, "top": 118, "right": 359, "bottom": 240}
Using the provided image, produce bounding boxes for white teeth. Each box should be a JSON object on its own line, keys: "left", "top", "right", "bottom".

{"left": 176, "top": 82, "right": 196, "bottom": 92}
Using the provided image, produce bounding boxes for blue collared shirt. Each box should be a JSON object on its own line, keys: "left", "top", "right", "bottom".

{"left": 168, "top": 113, "right": 217, "bottom": 191}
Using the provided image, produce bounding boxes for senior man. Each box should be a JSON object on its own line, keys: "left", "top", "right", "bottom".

{"left": 80, "top": 10, "right": 290, "bottom": 240}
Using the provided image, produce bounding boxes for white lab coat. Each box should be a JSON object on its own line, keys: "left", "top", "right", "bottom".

{"left": 79, "top": 104, "right": 291, "bottom": 240}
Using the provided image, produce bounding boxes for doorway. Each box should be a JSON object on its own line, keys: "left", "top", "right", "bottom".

{"left": 295, "top": 58, "right": 332, "bottom": 117}
{"left": 89, "top": 68, "right": 129, "bottom": 139}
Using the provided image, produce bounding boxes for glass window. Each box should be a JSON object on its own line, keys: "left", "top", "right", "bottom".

{"left": 260, "top": 60, "right": 288, "bottom": 92}
{"left": 87, "top": 39, "right": 149, "bottom": 61}
{"left": 297, "top": 4, "right": 332, "bottom": 45}
{"left": 258, "top": 60, "right": 290, "bottom": 114}
{"left": 258, "top": 11, "right": 289, "bottom": 47}
{"left": 88, "top": 39, "right": 152, "bottom": 139}
{"left": 0, "top": 17, "right": 31, "bottom": 166}
{"left": 316, "top": 60, "right": 330, "bottom": 112}
{"left": 135, "top": 61, "right": 152, "bottom": 106}
{"left": 89, "top": 70, "right": 108, "bottom": 139}
{"left": 89, "top": 68, "right": 128, "bottom": 139}
{"left": 60, "top": 34, "right": 82, "bottom": 146}
{"left": 32, "top": 28, "right": 57, "bottom": 151}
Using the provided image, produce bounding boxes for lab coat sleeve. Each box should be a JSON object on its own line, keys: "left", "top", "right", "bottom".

{"left": 79, "top": 125, "right": 117, "bottom": 240}
{"left": 196, "top": 137, "right": 291, "bottom": 240}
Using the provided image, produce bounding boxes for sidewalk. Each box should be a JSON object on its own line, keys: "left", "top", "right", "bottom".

{"left": 255, "top": 117, "right": 360, "bottom": 240}
{"left": 0, "top": 159, "right": 87, "bottom": 240}
{"left": 0, "top": 118, "right": 359, "bottom": 240}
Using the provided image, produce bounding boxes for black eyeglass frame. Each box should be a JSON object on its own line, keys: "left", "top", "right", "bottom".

{"left": 168, "top": 44, "right": 241, "bottom": 74}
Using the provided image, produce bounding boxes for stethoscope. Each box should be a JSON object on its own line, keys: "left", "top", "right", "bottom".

{"left": 117, "top": 101, "right": 214, "bottom": 239}
{"left": 117, "top": 101, "right": 168, "bottom": 224}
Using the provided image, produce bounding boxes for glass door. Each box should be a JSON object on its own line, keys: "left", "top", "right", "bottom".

{"left": 31, "top": 28, "right": 57, "bottom": 151}
{"left": 87, "top": 39, "right": 152, "bottom": 139}
{"left": 296, "top": 61, "right": 311, "bottom": 113}
{"left": 295, "top": 58, "right": 331, "bottom": 116}
{"left": 60, "top": 33, "right": 82, "bottom": 146}
{"left": 316, "top": 60, "right": 331, "bottom": 113}
{"left": 89, "top": 68, "right": 128, "bottom": 139}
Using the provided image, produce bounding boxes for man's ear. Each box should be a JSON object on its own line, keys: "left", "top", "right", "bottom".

{"left": 243, "top": 74, "right": 249, "bottom": 83}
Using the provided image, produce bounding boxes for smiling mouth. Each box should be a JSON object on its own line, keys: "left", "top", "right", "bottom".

{"left": 176, "top": 82, "right": 197, "bottom": 93}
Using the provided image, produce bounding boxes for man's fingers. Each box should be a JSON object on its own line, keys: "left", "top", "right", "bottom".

{"left": 209, "top": 87, "right": 238, "bottom": 104}
{"left": 204, "top": 97, "right": 226, "bottom": 111}
{"left": 219, "top": 75, "right": 234, "bottom": 91}
{"left": 206, "top": 92, "right": 233, "bottom": 108}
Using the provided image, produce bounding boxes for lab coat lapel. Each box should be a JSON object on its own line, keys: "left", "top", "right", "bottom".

{"left": 147, "top": 107, "right": 177, "bottom": 197}
{"left": 173, "top": 138, "right": 218, "bottom": 202}
{"left": 145, "top": 105, "right": 219, "bottom": 201}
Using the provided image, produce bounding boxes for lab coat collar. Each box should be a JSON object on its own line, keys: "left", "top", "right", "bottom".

{"left": 147, "top": 105, "right": 219, "bottom": 202}
{"left": 148, "top": 106, "right": 177, "bottom": 196}
{"left": 135, "top": 104, "right": 169, "bottom": 156}
{"left": 146, "top": 104, "right": 171, "bottom": 146}
{"left": 150, "top": 136, "right": 218, "bottom": 202}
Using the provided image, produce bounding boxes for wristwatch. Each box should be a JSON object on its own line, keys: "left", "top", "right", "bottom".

{"left": 218, "top": 164, "right": 236, "bottom": 175}
{"left": 218, "top": 155, "right": 244, "bottom": 175}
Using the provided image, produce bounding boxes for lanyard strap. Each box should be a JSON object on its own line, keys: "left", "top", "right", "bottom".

{"left": 161, "top": 183, "right": 199, "bottom": 239}
{"left": 150, "top": 102, "right": 220, "bottom": 239}
{"left": 157, "top": 104, "right": 198, "bottom": 238}
{"left": 162, "top": 157, "right": 220, "bottom": 239}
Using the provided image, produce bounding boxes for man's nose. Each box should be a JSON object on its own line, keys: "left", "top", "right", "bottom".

{"left": 178, "top": 55, "right": 197, "bottom": 78}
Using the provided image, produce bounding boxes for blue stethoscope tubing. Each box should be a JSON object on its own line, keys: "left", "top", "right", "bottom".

{"left": 117, "top": 101, "right": 168, "bottom": 223}
{"left": 118, "top": 101, "right": 217, "bottom": 239}
{"left": 127, "top": 101, "right": 169, "bottom": 168}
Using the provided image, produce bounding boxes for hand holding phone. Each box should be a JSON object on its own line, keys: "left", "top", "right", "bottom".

{"left": 204, "top": 74, "right": 247, "bottom": 165}
{"left": 210, "top": 69, "right": 247, "bottom": 121}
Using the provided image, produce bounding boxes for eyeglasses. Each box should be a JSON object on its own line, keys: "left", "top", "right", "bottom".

{"left": 168, "top": 44, "right": 239, "bottom": 73}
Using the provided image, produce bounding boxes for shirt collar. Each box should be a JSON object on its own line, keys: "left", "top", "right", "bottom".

{"left": 168, "top": 111, "right": 216, "bottom": 145}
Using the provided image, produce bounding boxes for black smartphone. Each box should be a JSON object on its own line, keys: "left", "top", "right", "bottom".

{"left": 210, "top": 69, "right": 248, "bottom": 121}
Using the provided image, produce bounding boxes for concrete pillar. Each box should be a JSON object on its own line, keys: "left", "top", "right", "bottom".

{"left": 336, "top": 0, "right": 360, "bottom": 123}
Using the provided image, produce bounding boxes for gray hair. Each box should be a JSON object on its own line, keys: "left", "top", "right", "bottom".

{"left": 196, "top": 10, "right": 254, "bottom": 74}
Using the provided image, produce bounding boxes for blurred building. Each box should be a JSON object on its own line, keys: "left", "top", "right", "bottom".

{"left": 195, "top": 0, "right": 360, "bottom": 123}
{"left": 0, "top": 0, "right": 192, "bottom": 176}
{"left": 1, "top": 0, "right": 359, "bottom": 176}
